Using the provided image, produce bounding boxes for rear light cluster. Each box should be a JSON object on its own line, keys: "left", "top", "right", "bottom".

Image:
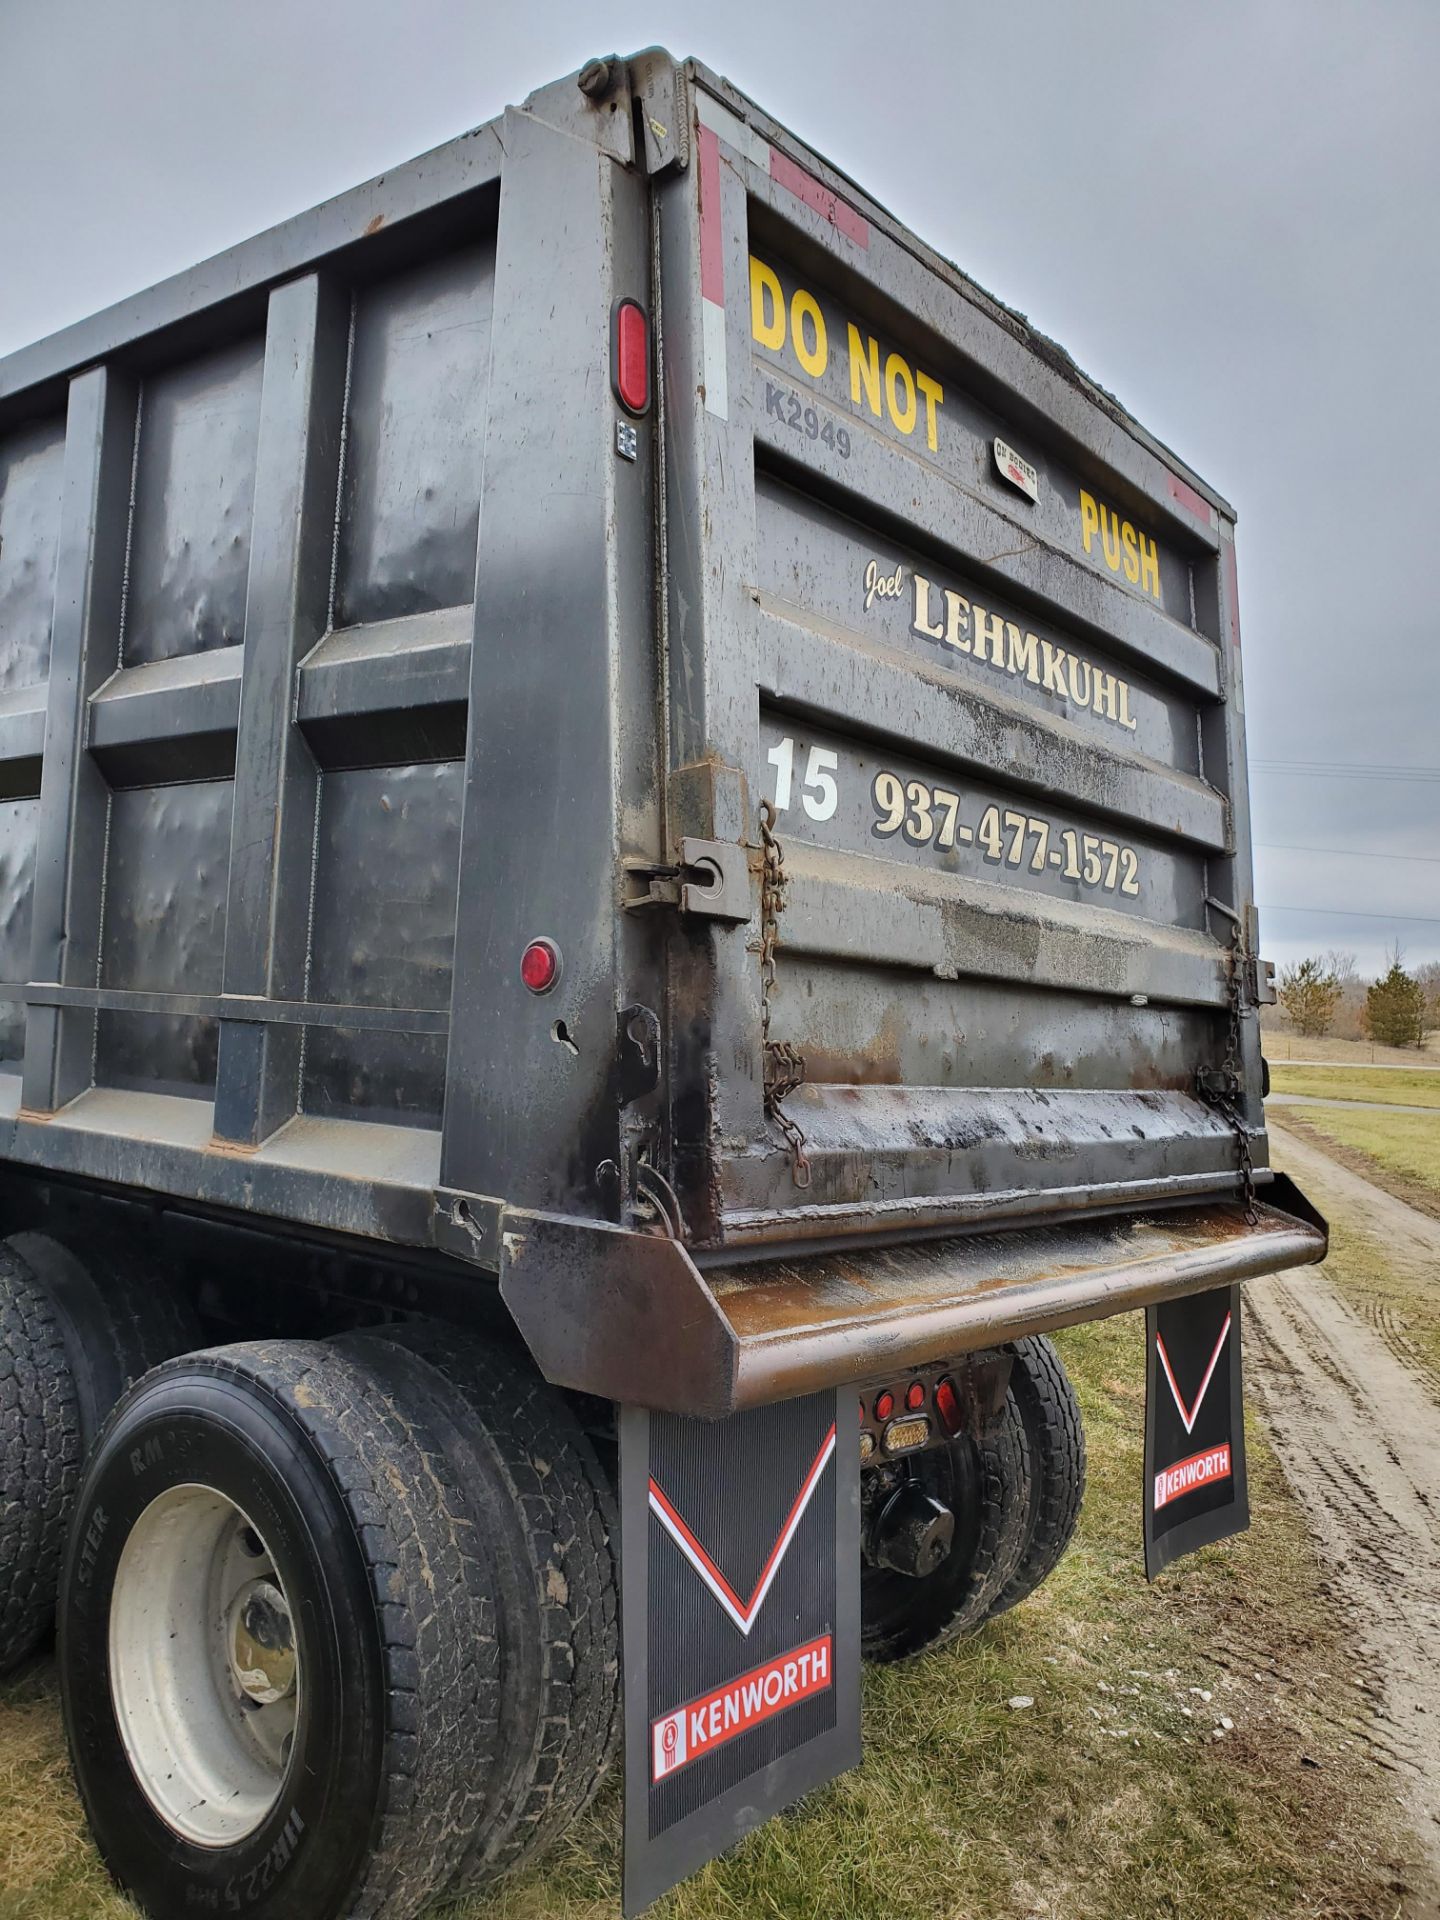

{"left": 858, "top": 1374, "right": 960, "bottom": 1460}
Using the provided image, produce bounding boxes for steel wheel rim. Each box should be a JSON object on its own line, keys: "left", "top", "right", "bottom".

{"left": 108, "top": 1483, "right": 300, "bottom": 1847}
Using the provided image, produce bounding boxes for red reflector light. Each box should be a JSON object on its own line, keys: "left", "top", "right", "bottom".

{"left": 613, "top": 298, "right": 649, "bottom": 414}
{"left": 873, "top": 1389, "right": 895, "bottom": 1422}
{"left": 905, "top": 1380, "right": 925, "bottom": 1412}
{"left": 520, "top": 938, "right": 560, "bottom": 993}
{"left": 934, "top": 1376, "right": 962, "bottom": 1437}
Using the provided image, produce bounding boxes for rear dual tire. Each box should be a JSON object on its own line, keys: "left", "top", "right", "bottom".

{"left": 0, "top": 1249, "right": 81, "bottom": 1670}
{"left": 990, "top": 1334, "right": 1087, "bottom": 1617}
{"left": 860, "top": 1336, "right": 1086, "bottom": 1662}
{"left": 0, "top": 1233, "right": 198, "bottom": 1674}
{"left": 861, "top": 1386, "right": 1031, "bottom": 1662}
{"left": 58, "top": 1331, "right": 618, "bottom": 1920}
{"left": 341, "top": 1325, "right": 620, "bottom": 1889}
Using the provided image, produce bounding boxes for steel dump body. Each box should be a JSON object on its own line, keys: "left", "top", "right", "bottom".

{"left": 0, "top": 54, "right": 1322, "bottom": 1413}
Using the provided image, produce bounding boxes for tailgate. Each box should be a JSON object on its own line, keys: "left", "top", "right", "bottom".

{"left": 658, "top": 75, "right": 1267, "bottom": 1251}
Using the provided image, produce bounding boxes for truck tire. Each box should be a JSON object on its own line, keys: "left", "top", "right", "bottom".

{"left": 7, "top": 1232, "right": 201, "bottom": 1453}
{"left": 341, "top": 1324, "right": 620, "bottom": 1891}
{"left": 0, "top": 1231, "right": 200, "bottom": 1672}
{"left": 0, "top": 1248, "right": 82, "bottom": 1671}
{"left": 861, "top": 1389, "right": 1031, "bottom": 1662}
{"left": 58, "top": 1339, "right": 501, "bottom": 1920}
{"left": 988, "top": 1336, "right": 1086, "bottom": 1618}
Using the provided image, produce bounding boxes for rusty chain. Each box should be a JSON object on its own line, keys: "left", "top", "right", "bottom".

{"left": 758, "top": 799, "right": 811, "bottom": 1189}
{"left": 1213, "top": 928, "right": 1258, "bottom": 1225}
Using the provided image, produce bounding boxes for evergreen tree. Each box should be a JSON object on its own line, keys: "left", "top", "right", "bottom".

{"left": 1277, "top": 957, "right": 1341, "bottom": 1037}
{"left": 1365, "top": 956, "right": 1426, "bottom": 1048}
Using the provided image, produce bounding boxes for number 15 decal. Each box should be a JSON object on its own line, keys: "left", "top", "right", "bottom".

{"left": 767, "top": 736, "right": 838, "bottom": 821}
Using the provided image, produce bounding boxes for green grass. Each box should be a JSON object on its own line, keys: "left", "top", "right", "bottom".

{"left": 1269, "top": 1064, "right": 1440, "bottom": 1108}
{"left": 1284, "top": 1104, "right": 1440, "bottom": 1204}
{"left": 0, "top": 1318, "right": 1416, "bottom": 1920}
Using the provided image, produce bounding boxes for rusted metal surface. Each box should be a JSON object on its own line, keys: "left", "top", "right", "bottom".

{"left": 706, "top": 1187, "right": 1325, "bottom": 1410}
{"left": 719, "top": 1084, "right": 1247, "bottom": 1233}
{"left": 498, "top": 1209, "right": 738, "bottom": 1417}
{"left": 495, "top": 1179, "right": 1324, "bottom": 1417}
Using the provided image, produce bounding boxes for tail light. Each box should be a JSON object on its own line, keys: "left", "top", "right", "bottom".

{"left": 520, "top": 938, "right": 561, "bottom": 993}
{"left": 934, "top": 1376, "right": 962, "bottom": 1437}
{"left": 612, "top": 299, "right": 650, "bottom": 414}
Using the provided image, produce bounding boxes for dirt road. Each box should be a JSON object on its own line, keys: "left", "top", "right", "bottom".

{"left": 1247, "top": 1122, "right": 1440, "bottom": 1900}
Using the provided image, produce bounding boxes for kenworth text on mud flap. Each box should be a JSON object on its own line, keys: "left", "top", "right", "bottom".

{"left": 0, "top": 48, "right": 1324, "bottom": 1920}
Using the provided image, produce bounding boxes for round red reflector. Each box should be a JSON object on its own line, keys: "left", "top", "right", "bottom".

{"left": 520, "top": 938, "right": 560, "bottom": 993}
{"left": 614, "top": 299, "right": 649, "bottom": 414}
{"left": 934, "top": 1376, "right": 962, "bottom": 1436}
{"left": 905, "top": 1380, "right": 925, "bottom": 1412}
{"left": 873, "top": 1389, "right": 895, "bottom": 1422}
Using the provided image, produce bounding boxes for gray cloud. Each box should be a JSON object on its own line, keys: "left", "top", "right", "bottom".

{"left": 3, "top": 0, "right": 1435, "bottom": 973}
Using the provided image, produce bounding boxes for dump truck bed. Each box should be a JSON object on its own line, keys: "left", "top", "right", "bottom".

{"left": 0, "top": 52, "right": 1321, "bottom": 1410}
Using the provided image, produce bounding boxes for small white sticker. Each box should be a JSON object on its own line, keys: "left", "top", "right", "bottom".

{"left": 993, "top": 437, "right": 1038, "bottom": 504}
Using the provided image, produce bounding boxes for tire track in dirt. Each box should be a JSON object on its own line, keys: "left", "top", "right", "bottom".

{"left": 1270, "top": 1120, "right": 1440, "bottom": 1263}
{"left": 1246, "top": 1129, "right": 1440, "bottom": 1901}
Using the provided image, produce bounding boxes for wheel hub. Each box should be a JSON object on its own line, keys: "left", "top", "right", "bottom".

{"left": 228, "top": 1580, "right": 296, "bottom": 1704}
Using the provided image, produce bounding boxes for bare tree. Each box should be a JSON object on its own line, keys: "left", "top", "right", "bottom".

{"left": 1416, "top": 959, "right": 1440, "bottom": 1039}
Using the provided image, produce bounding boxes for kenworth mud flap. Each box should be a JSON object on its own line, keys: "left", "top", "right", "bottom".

{"left": 619, "top": 1393, "right": 862, "bottom": 1914}
{"left": 1144, "top": 1284, "right": 1250, "bottom": 1578}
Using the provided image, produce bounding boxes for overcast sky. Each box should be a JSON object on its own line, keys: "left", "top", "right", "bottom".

{"left": 2, "top": 0, "right": 1436, "bottom": 975}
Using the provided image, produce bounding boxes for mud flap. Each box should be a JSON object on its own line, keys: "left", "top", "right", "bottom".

{"left": 1144, "top": 1283, "right": 1250, "bottom": 1578}
{"left": 620, "top": 1389, "right": 861, "bottom": 1916}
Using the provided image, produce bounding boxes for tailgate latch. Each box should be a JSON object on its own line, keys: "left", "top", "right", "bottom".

{"left": 1195, "top": 1066, "right": 1243, "bottom": 1103}
{"left": 623, "top": 839, "right": 750, "bottom": 922}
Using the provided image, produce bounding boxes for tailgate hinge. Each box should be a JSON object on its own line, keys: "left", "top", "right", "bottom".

{"left": 627, "top": 48, "right": 691, "bottom": 174}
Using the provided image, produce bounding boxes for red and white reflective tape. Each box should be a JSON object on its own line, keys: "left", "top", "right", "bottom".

{"left": 1166, "top": 470, "right": 1219, "bottom": 532}
{"left": 694, "top": 90, "right": 870, "bottom": 423}
{"left": 695, "top": 119, "right": 728, "bottom": 420}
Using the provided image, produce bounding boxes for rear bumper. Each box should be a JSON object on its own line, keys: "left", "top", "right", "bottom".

{"left": 499, "top": 1173, "right": 1326, "bottom": 1417}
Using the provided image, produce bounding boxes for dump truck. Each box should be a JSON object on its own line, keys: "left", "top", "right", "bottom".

{"left": 0, "top": 48, "right": 1324, "bottom": 1920}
